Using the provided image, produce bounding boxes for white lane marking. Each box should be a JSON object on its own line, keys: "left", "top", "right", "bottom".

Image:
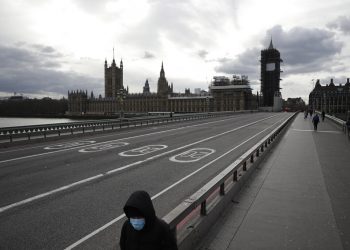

{"left": 44, "top": 141, "right": 96, "bottom": 150}
{"left": 0, "top": 115, "right": 245, "bottom": 154}
{"left": 64, "top": 115, "right": 290, "bottom": 250}
{"left": 119, "top": 145, "right": 168, "bottom": 157}
{"left": 0, "top": 175, "right": 103, "bottom": 214}
{"left": 0, "top": 114, "right": 267, "bottom": 164}
{"left": 63, "top": 213, "right": 127, "bottom": 250}
{"left": 292, "top": 129, "right": 342, "bottom": 134}
{"left": 169, "top": 148, "right": 215, "bottom": 163}
{"left": 0, "top": 125, "right": 163, "bottom": 154}
{"left": 78, "top": 142, "right": 129, "bottom": 153}
{"left": 0, "top": 115, "right": 278, "bottom": 213}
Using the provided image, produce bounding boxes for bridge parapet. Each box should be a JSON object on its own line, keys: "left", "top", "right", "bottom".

{"left": 0, "top": 110, "right": 258, "bottom": 145}
{"left": 315, "top": 110, "right": 347, "bottom": 132}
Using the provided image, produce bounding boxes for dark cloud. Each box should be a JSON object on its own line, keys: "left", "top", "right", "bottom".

{"left": 143, "top": 51, "right": 155, "bottom": 59}
{"left": 31, "top": 44, "right": 57, "bottom": 54}
{"left": 0, "top": 44, "right": 60, "bottom": 69}
{"left": 0, "top": 42, "right": 64, "bottom": 69}
{"left": 0, "top": 67, "right": 102, "bottom": 95}
{"left": 327, "top": 16, "right": 350, "bottom": 35}
{"left": 197, "top": 49, "right": 208, "bottom": 59}
{"left": 215, "top": 48, "right": 260, "bottom": 78}
{"left": 265, "top": 25, "right": 343, "bottom": 66}
{"left": 0, "top": 44, "right": 103, "bottom": 97}
{"left": 215, "top": 25, "right": 344, "bottom": 80}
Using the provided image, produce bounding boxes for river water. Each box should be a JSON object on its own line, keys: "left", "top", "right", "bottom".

{"left": 0, "top": 117, "right": 78, "bottom": 128}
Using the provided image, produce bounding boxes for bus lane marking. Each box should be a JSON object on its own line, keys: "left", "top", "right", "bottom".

{"left": 119, "top": 145, "right": 168, "bottom": 157}
{"left": 1, "top": 114, "right": 270, "bottom": 164}
{"left": 78, "top": 142, "right": 129, "bottom": 153}
{"left": 44, "top": 141, "right": 96, "bottom": 150}
{"left": 169, "top": 148, "right": 215, "bottom": 163}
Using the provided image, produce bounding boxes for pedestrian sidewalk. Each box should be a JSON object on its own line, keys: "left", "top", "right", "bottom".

{"left": 199, "top": 113, "right": 350, "bottom": 250}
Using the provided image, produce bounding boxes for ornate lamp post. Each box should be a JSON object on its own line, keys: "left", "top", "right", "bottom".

{"left": 206, "top": 96, "right": 210, "bottom": 113}
{"left": 311, "top": 79, "right": 315, "bottom": 112}
{"left": 117, "top": 88, "right": 126, "bottom": 124}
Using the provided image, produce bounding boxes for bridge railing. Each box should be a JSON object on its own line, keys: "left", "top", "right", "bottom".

{"left": 163, "top": 112, "right": 297, "bottom": 250}
{"left": 0, "top": 110, "right": 258, "bottom": 143}
{"left": 315, "top": 111, "right": 346, "bottom": 132}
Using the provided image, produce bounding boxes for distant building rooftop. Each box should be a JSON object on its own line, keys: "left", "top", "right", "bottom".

{"left": 168, "top": 95, "right": 213, "bottom": 100}
{"left": 8, "top": 95, "right": 28, "bottom": 101}
{"left": 210, "top": 85, "right": 251, "bottom": 90}
{"left": 210, "top": 75, "right": 251, "bottom": 90}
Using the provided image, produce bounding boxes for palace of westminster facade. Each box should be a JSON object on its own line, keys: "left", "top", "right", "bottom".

{"left": 67, "top": 55, "right": 255, "bottom": 116}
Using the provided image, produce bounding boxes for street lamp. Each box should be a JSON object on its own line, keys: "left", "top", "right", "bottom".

{"left": 206, "top": 96, "right": 210, "bottom": 113}
{"left": 117, "top": 88, "right": 126, "bottom": 124}
{"left": 310, "top": 79, "right": 315, "bottom": 112}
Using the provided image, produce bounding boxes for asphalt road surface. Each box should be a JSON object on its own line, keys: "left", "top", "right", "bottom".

{"left": 0, "top": 112, "right": 292, "bottom": 249}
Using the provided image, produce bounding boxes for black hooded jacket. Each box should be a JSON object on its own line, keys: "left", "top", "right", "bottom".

{"left": 120, "top": 191, "right": 178, "bottom": 250}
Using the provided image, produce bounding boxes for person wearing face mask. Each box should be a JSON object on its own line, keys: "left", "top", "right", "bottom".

{"left": 120, "top": 190, "right": 178, "bottom": 250}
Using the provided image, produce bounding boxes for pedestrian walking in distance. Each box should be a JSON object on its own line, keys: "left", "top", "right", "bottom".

{"left": 309, "top": 109, "right": 313, "bottom": 117}
{"left": 313, "top": 114, "right": 320, "bottom": 131}
{"left": 120, "top": 190, "right": 178, "bottom": 250}
{"left": 321, "top": 110, "right": 326, "bottom": 122}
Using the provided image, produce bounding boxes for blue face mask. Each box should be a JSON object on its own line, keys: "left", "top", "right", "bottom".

{"left": 130, "top": 218, "right": 146, "bottom": 231}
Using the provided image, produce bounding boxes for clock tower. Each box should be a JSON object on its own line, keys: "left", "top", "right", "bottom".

{"left": 260, "top": 38, "right": 283, "bottom": 106}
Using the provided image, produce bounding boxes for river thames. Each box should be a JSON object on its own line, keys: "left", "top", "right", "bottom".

{"left": 0, "top": 117, "right": 77, "bottom": 128}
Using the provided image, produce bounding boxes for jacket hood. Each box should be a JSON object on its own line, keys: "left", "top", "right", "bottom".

{"left": 123, "top": 190, "right": 156, "bottom": 224}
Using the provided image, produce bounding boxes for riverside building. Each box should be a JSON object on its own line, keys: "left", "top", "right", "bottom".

{"left": 309, "top": 78, "right": 350, "bottom": 115}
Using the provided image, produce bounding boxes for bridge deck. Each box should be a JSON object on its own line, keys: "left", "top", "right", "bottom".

{"left": 199, "top": 113, "right": 350, "bottom": 250}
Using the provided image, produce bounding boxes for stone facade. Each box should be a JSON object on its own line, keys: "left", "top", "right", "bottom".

{"left": 67, "top": 59, "right": 255, "bottom": 116}
{"left": 104, "top": 58, "right": 123, "bottom": 98}
{"left": 309, "top": 78, "right": 350, "bottom": 114}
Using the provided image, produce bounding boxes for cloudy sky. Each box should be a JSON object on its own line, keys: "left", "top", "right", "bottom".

{"left": 0, "top": 0, "right": 350, "bottom": 102}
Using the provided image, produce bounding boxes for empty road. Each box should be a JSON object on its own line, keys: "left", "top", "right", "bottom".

{"left": 0, "top": 112, "right": 292, "bottom": 249}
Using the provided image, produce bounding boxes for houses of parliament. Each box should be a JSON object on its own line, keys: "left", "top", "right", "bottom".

{"left": 67, "top": 53, "right": 256, "bottom": 116}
